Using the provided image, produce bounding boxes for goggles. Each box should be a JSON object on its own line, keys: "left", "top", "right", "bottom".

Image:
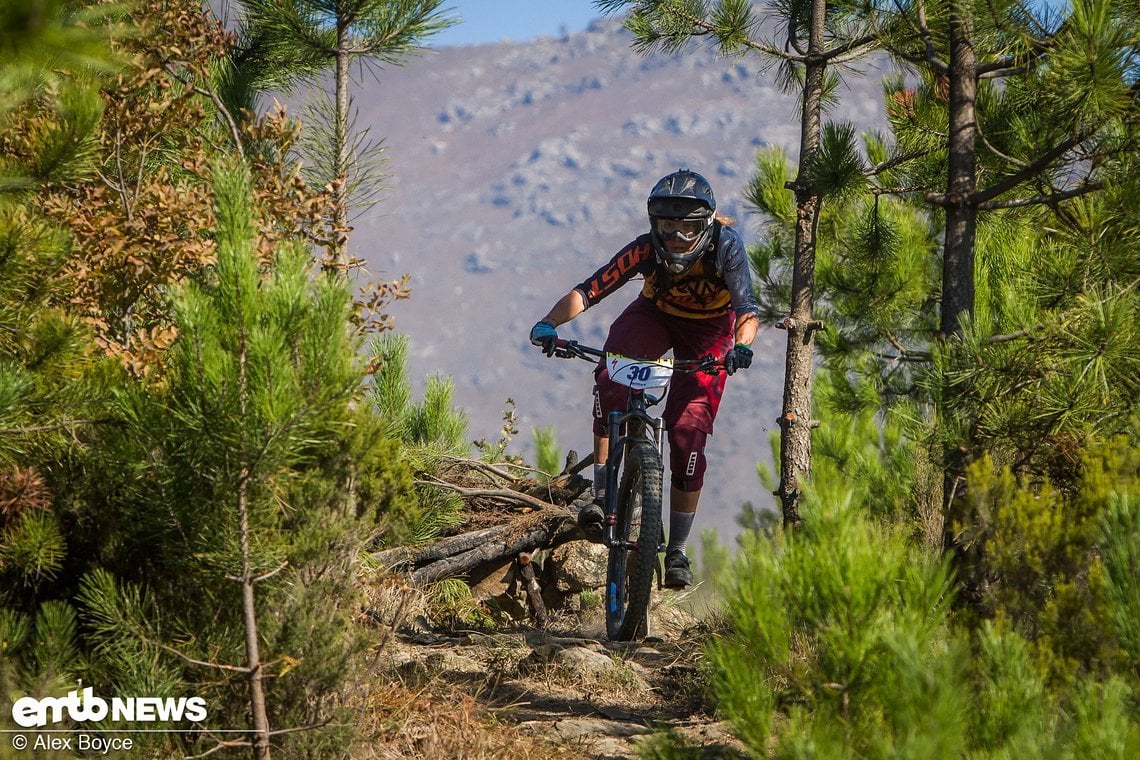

{"left": 652, "top": 217, "right": 707, "bottom": 243}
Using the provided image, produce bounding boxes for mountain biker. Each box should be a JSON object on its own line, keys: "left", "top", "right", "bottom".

{"left": 530, "top": 169, "right": 760, "bottom": 589}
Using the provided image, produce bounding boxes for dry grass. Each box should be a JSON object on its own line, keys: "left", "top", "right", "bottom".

{"left": 350, "top": 680, "right": 569, "bottom": 760}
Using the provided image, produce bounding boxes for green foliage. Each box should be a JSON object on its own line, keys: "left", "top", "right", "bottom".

{"left": 710, "top": 470, "right": 1140, "bottom": 757}
{"left": 1100, "top": 491, "right": 1140, "bottom": 678}
{"left": 0, "top": 0, "right": 128, "bottom": 121}
{"left": 532, "top": 425, "right": 562, "bottom": 482}
{"left": 0, "top": 601, "right": 85, "bottom": 736}
{"left": 0, "top": 510, "right": 65, "bottom": 591}
{"left": 426, "top": 578, "right": 493, "bottom": 629}
{"left": 225, "top": 0, "right": 457, "bottom": 245}
{"left": 64, "top": 159, "right": 415, "bottom": 755}
{"left": 372, "top": 333, "right": 469, "bottom": 457}
{"left": 370, "top": 332, "right": 469, "bottom": 545}
{"left": 952, "top": 457, "right": 1109, "bottom": 678}
{"left": 635, "top": 728, "right": 705, "bottom": 759}
{"left": 709, "top": 486, "right": 963, "bottom": 756}
{"left": 0, "top": 0, "right": 122, "bottom": 617}
{"left": 928, "top": 275, "right": 1138, "bottom": 487}
{"left": 811, "top": 121, "right": 865, "bottom": 200}
{"left": 948, "top": 438, "right": 1139, "bottom": 679}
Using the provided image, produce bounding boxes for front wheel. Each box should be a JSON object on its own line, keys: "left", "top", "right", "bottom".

{"left": 605, "top": 440, "right": 664, "bottom": 641}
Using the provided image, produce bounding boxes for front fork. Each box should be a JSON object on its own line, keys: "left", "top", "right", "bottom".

{"left": 602, "top": 408, "right": 665, "bottom": 549}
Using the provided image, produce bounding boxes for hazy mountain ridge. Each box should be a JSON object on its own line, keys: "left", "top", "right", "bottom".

{"left": 347, "top": 15, "right": 888, "bottom": 539}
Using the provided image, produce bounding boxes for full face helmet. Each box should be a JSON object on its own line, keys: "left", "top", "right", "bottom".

{"left": 647, "top": 169, "right": 716, "bottom": 274}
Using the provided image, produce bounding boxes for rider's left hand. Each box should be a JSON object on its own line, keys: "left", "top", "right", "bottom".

{"left": 724, "top": 343, "right": 753, "bottom": 376}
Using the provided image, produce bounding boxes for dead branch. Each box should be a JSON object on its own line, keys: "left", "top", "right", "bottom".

{"left": 518, "top": 552, "right": 548, "bottom": 627}
{"left": 409, "top": 512, "right": 580, "bottom": 586}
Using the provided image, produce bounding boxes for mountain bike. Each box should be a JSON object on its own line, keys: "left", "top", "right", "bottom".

{"left": 547, "top": 339, "right": 720, "bottom": 641}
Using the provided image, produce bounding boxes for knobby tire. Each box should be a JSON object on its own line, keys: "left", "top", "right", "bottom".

{"left": 605, "top": 440, "right": 663, "bottom": 641}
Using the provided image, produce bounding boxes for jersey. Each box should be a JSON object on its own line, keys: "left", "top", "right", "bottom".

{"left": 574, "top": 222, "right": 760, "bottom": 320}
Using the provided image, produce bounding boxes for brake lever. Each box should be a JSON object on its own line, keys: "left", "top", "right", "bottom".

{"left": 552, "top": 339, "right": 578, "bottom": 359}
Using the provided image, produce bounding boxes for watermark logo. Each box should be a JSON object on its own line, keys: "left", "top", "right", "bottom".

{"left": 11, "top": 688, "right": 207, "bottom": 728}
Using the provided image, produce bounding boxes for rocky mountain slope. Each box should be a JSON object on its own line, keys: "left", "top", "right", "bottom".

{"left": 346, "top": 12, "right": 888, "bottom": 544}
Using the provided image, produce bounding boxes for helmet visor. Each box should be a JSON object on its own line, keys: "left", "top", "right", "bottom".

{"left": 652, "top": 217, "right": 707, "bottom": 245}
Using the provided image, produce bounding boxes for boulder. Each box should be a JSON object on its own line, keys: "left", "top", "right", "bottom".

{"left": 546, "top": 540, "right": 608, "bottom": 592}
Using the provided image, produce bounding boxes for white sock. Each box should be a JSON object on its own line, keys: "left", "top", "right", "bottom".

{"left": 593, "top": 463, "right": 606, "bottom": 502}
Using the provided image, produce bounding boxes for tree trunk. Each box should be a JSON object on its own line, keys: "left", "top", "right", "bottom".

{"left": 940, "top": 0, "right": 980, "bottom": 596}
{"left": 331, "top": 21, "right": 351, "bottom": 267}
{"left": 941, "top": 0, "right": 978, "bottom": 339}
{"left": 776, "top": 0, "right": 827, "bottom": 529}
{"left": 239, "top": 472, "right": 272, "bottom": 760}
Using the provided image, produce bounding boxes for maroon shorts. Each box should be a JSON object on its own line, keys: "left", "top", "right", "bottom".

{"left": 592, "top": 296, "right": 735, "bottom": 438}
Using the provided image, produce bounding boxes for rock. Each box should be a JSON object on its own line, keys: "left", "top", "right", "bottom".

{"left": 554, "top": 646, "right": 621, "bottom": 678}
{"left": 469, "top": 559, "right": 517, "bottom": 599}
{"left": 547, "top": 540, "right": 608, "bottom": 592}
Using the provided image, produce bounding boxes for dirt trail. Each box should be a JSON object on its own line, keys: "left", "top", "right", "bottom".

{"left": 367, "top": 592, "right": 747, "bottom": 759}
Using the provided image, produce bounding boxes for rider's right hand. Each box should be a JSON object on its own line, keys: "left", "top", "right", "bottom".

{"left": 530, "top": 320, "right": 558, "bottom": 356}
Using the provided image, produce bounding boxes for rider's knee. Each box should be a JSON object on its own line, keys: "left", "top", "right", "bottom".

{"left": 669, "top": 425, "right": 707, "bottom": 492}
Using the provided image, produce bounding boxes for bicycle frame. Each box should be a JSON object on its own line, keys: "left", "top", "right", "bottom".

{"left": 602, "top": 390, "right": 665, "bottom": 552}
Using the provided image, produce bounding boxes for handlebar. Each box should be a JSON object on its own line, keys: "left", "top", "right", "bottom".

{"left": 550, "top": 339, "right": 724, "bottom": 374}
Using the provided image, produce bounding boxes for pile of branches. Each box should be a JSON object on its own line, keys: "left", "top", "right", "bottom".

{"left": 372, "top": 453, "right": 593, "bottom": 588}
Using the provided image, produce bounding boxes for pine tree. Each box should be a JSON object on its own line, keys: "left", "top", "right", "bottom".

{"left": 370, "top": 332, "right": 469, "bottom": 546}
{"left": 225, "top": 0, "right": 456, "bottom": 264}
{"left": 845, "top": 0, "right": 1140, "bottom": 544}
{"left": 73, "top": 158, "right": 415, "bottom": 758}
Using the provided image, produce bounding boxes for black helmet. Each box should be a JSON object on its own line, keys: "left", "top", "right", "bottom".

{"left": 647, "top": 169, "right": 716, "bottom": 274}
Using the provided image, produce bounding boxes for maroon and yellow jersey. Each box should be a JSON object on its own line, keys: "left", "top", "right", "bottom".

{"left": 574, "top": 225, "right": 759, "bottom": 320}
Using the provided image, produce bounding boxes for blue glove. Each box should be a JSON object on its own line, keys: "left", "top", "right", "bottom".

{"left": 530, "top": 320, "right": 558, "bottom": 356}
{"left": 724, "top": 343, "right": 753, "bottom": 376}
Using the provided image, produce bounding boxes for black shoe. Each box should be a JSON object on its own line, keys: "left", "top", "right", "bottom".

{"left": 664, "top": 550, "right": 693, "bottom": 589}
{"left": 577, "top": 500, "right": 604, "bottom": 543}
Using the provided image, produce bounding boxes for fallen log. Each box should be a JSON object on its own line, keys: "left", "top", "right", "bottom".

{"left": 408, "top": 510, "right": 580, "bottom": 586}
{"left": 371, "top": 526, "right": 505, "bottom": 570}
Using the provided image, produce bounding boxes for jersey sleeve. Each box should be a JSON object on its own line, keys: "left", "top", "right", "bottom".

{"left": 716, "top": 226, "right": 761, "bottom": 318}
{"left": 574, "top": 238, "right": 655, "bottom": 308}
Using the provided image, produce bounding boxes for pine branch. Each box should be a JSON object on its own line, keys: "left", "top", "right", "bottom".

{"left": 968, "top": 130, "right": 1092, "bottom": 206}
{"left": 875, "top": 183, "right": 932, "bottom": 197}
{"left": 660, "top": 1, "right": 794, "bottom": 60}
{"left": 884, "top": 332, "right": 931, "bottom": 362}
{"left": 184, "top": 739, "right": 250, "bottom": 759}
{"left": 0, "top": 418, "right": 113, "bottom": 435}
{"left": 267, "top": 720, "right": 333, "bottom": 737}
{"left": 787, "top": 19, "right": 806, "bottom": 57}
{"left": 975, "top": 181, "right": 1104, "bottom": 210}
{"left": 153, "top": 639, "right": 252, "bottom": 674}
{"left": 976, "top": 117, "right": 1028, "bottom": 168}
{"left": 822, "top": 34, "right": 879, "bottom": 64}
{"left": 891, "top": 0, "right": 949, "bottom": 76}
{"left": 225, "top": 560, "right": 290, "bottom": 584}
{"left": 1013, "top": 0, "right": 1054, "bottom": 37}
{"left": 985, "top": 327, "right": 1040, "bottom": 344}
{"left": 162, "top": 61, "right": 245, "bottom": 158}
{"left": 923, "top": 130, "right": 1092, "bottom": 208}
{"left": 976, "top": 8, "right": 1064, "bottom": 78}
{"left": 865, "top": 148, "right": 932, "bottom": 178}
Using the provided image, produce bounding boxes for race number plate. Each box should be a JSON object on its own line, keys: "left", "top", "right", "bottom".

{"left": 606, "top": 354, "right": 674, "bottom": 390}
